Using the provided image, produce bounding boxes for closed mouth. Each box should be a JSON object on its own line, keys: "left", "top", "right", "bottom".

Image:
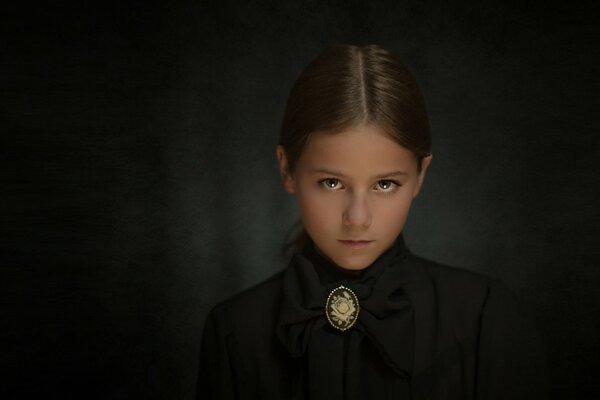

{"left": 338, "top": 240, "right": 373, "bottom": 247}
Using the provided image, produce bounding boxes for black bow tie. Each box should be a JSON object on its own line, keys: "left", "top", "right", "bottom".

{"left": 276, "top": 234, "right": 415, "bottom": 380}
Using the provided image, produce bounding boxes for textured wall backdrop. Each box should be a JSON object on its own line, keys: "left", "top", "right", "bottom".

{"left": 5, "top": 1, "right": 598, "bottom": 399}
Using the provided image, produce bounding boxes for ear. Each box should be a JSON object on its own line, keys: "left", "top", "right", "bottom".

{"left": 412, "top": 154, "right": 433, "bottom": 198}
{"left": 276, "top": 145, "right": 296, "bottom": 194}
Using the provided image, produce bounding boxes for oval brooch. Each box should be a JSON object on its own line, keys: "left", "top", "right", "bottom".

{"left": 325, "top": 285, "right": 359, "bottom": 332}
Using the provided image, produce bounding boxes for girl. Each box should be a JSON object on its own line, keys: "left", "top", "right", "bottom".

{"left": 197, "top": 44, "right": 546, "bottom": 399}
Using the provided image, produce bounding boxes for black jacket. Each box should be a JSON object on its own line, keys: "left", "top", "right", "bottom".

{"left": 197, "top": 234, "right": 548, "bottom": 399}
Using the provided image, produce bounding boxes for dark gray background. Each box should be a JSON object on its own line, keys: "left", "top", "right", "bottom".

{"left": 5, "top": 1, "right": 598, "bottom": 399}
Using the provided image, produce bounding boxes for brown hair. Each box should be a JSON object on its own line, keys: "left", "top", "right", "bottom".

{"left": 279, "top": 44, "right": 431, "bottom": 254}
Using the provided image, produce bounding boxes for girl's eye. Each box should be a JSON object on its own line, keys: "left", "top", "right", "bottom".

{"left": 320, "top": 178, "right": 342, "bottom": 190}
{"left": 376, "top": 180, "right": 399, "bottom": 192}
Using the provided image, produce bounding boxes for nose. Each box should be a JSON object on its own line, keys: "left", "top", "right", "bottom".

{"left": 342, "top": 191, "right": 372, "bottom": 229}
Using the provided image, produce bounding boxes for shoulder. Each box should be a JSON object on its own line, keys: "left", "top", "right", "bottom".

{"left": 204, "top": 269, "right": 286, "bottom": 336}
{"left": 217, "top": 269, "right": 285, "bottom": 311}
{"left": 406, "top": 252, "right": 514, "bottom": 314}
{"left": 409, "top": 252, "right": 492, "bottom": 290}
{"left": 405, "top": 252, "right": 522, "bottom": 343}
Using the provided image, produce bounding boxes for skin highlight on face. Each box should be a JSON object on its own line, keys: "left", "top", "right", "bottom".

{"left": 277, "top": 124, "right": 432, "bottom": 271}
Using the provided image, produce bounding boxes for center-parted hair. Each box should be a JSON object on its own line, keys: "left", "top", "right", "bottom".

{"left": 278, "top": 44, "right": 432, "bottom": 254}
{"left": 279, "top": 44, "right": 431, "bottom": 174}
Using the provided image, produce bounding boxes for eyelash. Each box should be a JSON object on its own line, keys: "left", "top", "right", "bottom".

{"left": 318, "top": 178, "right": 401, "bottom": 193}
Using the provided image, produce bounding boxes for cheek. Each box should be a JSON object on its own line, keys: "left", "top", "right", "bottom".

{"left": 297, "top": 189, "right": 339, "bottom": 227}
{"left": 374, "top": 193, "right": 414, "bottom": 226}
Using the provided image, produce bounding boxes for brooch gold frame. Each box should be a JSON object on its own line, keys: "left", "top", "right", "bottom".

{"left": 325, "top": 285, "right": 360, "bottom": 332}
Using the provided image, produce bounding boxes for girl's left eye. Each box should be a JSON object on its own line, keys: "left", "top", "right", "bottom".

{"left": 376, "top": 180, "right": 399, "bottom": 192}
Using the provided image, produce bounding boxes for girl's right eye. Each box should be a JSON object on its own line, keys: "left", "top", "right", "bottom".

{"left": 319, "top": 178, "right": 342, "bottom": 190}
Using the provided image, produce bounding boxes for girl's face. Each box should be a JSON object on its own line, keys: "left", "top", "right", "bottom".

{"left": 277, "top": 124, "right": 432, "bottom": 270}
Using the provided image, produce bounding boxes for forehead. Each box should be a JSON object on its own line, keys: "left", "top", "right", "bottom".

{"left": 297, "top": 125, "right": 417, "bottom": 173}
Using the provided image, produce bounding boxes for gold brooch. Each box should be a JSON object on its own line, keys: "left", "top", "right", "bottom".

{"left": 325, "top": 285, "right": 359, "bottom": 332}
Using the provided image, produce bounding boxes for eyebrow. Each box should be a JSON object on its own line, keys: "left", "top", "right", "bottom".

{"left": 309, "top": 168, "right": 409, "bottom": 179}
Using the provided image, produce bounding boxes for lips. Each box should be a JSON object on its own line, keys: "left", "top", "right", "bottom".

{"left": 338, "top": 240, "right": 373, "bottom": 249}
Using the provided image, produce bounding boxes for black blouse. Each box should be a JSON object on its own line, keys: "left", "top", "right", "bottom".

{"left": 197, "top": 234, "right": 547, "bottom": 399}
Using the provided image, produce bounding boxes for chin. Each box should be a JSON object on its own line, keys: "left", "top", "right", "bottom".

{"left": 335, "top": 254, "right": 376, "bottom": 271}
